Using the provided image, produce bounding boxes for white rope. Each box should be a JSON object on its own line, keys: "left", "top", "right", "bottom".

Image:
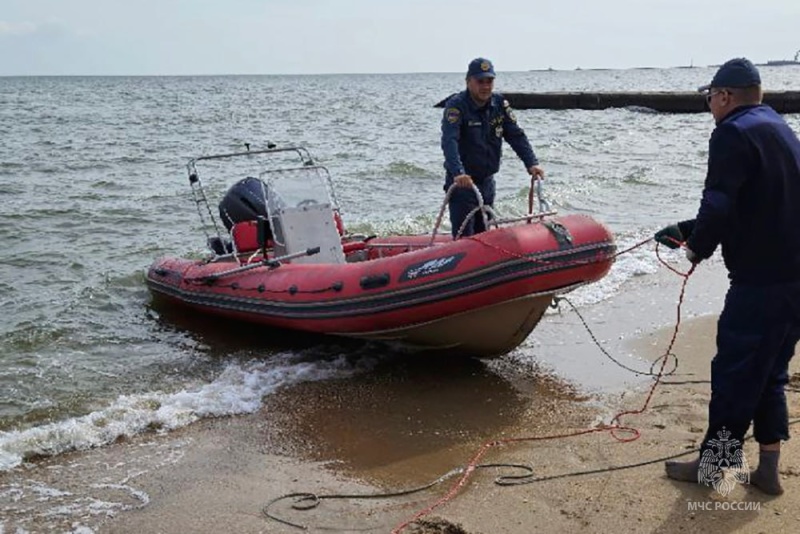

{"left": 430, "top": 183, "right": 491, "bottom": 245}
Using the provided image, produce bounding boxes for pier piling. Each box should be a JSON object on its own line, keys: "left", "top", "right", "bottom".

{"left": 435, "top": 91, "right": 800, "bottom": 113}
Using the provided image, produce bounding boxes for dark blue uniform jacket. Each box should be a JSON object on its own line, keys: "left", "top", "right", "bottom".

{"left": 679, "top": 104, "right": 800, "bottom": 284}
{"left": 441, "top": 91, "right": 537, "bottom": 188}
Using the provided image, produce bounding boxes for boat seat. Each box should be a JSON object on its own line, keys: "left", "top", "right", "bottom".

{"left": 231, "top": 220, "right": 273, "bottom": 253}
{"left": 271, "top": 202, "right": 346, "bottom": 265}
{"left": 235, "top": 219, "right": 362, "bottom": 257}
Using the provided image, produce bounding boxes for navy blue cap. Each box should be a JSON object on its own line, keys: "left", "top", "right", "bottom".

{"left": 467, "top": 58, "right": 495, "bottom": 79}
{"left": 698, "top": 58, "right": 761, "bottom": 93}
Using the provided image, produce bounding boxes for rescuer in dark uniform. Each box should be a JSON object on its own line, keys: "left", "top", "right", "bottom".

{"left": 441, "top": 57, "right": 545, "bottom": 238}
{"left": 656, "top": 58, "right": 800, "bottom": 495}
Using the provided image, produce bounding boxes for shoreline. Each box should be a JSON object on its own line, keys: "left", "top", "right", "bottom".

{"left": 4, "top": 257, "right": 800, "bottom": 533}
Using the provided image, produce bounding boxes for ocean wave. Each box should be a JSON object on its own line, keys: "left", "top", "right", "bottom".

{"left": 387, "top": 160, "right": 438, "bottom": 179}
{"left": 0, "top": 321, "right": 75, "bottom": 353}
{"left": 0, "top": 352, "right": 371, "bottom": 472}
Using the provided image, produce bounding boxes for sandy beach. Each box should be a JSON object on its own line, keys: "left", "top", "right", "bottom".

{"left": 4, "top": 256, "right": 800, "bottom": 533}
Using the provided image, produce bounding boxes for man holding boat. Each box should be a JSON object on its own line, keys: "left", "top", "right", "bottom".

{"left": 441, "top": 57, "right": 545, "bottom": 238}
{"left": 655, "top": 57, "right": 800, "bottom": 495}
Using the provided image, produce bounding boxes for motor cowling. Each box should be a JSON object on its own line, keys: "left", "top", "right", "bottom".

{"left": 218, "top": 177, "right": 272, "bottom": 240}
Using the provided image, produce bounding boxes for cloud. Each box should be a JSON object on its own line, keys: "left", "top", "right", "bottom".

{"left": 0, "top": 21, "right": 38, "bottom": 36}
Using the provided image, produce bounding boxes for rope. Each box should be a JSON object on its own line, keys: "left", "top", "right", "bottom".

{"left": 388, "top": 241, "right": 695, "bottom": 533}
{"left": 184, "top": 279, "right": 342, "bottom": 295}
{"left": 558, "top": 295, "right": 679, "bottom": 377}
{"left": 262, "top": 468, "right": 464, "bottom": 531}
{"left": 546, "top": 239, "right": 700, "bottom": 379}
{"left": 455, "top": 204, "right": 498, "bottom": 239}
{"left": 264, "top": 418, "right": 800, "bottom": 530}
{"left": 260, "top": 238, "right": 711, "bottom": 532}
{"left": 464, "top": 235, "right": 679, "bottom": 378}
{"left": 430, "top": 183, "right": 492, "bottom": 245}
{"left": 471, "top": 234, "right": 651, "bottom": 270}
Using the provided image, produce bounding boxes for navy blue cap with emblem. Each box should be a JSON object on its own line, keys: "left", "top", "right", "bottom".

{"left": 698, "top": 57, "right": 761, "bottom": 93}
{"left": 467, "top": 58, "right": 496, "bottom": 80}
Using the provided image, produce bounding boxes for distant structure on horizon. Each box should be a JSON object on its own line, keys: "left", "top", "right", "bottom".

{"left": 762, "top": 48, "right": 800, "bottom": 67}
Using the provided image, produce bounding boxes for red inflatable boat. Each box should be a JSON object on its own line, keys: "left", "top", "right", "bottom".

{"left": 146, "top": 145, "right": 615, "bottom": 357}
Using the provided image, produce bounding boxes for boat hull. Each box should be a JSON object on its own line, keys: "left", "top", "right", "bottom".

{"left": 146, "top": 214, "right": 615, "bottom": 357}
{"left": 346, "top": 291, "right": 559, "bottom": 355}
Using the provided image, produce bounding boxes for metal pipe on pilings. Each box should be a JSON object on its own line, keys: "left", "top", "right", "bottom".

{"left": 771, "top": 91, "right": 800, "bottom": 114}
{"left": 435, "top": 91, "right": 800, "bottom": 113}
{"left": 501, "top": 92, "right": 706, "bottom": 112}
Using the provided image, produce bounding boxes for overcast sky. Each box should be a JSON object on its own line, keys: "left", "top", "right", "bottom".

{"left": 1, "top": 0, "right": 799, "bottom": 76}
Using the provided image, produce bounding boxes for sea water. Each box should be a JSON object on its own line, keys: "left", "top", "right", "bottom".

{"left": 1, "top": 67, "right": 799, "bottom": 528}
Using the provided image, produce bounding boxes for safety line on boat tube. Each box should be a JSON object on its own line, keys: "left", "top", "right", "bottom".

{"left": 153, "top": 242, "right": 617, "bottom": 321}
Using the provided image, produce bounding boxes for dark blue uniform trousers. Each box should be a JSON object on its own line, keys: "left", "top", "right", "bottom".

{"left": 447, "top": 176, "right": 496, "bottom": 238}
{"left": 703, "top": 281, "right": 800, "bottom": 452}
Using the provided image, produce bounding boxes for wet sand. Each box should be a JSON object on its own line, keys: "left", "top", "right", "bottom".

{"left": 4, "top": 257, "right": 800, "bottom": 533}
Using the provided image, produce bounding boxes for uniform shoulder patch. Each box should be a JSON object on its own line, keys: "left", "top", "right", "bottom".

{"left": 503, "top": 100, "right": 517, "bottom": 123}
{"left": 445, "top": 107, "right": 461, "bottom": 124}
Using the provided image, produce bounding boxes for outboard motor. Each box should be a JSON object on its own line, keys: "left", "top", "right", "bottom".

{"left": 218, "top": 177, "right": 272, "bottom": 240}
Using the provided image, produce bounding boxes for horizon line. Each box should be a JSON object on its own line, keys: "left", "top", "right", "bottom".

{"left": 0, "top": 64, "right": 738, "bottom": 78}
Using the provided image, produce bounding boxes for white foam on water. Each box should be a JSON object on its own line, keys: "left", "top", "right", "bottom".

{"left": 33, "top": 484, "right": 147, "bottom": 519}
{"left": 0, "top": 437, "right": 192, "bottom": 533}
{"left": 0, "top": 351, "right": 369, "bottom": 472}
{"left": 554, "top": 231, "right": 664, "bottom": 309}
{"left": 1, "top": 479, "right": 141, "bottom": 532}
